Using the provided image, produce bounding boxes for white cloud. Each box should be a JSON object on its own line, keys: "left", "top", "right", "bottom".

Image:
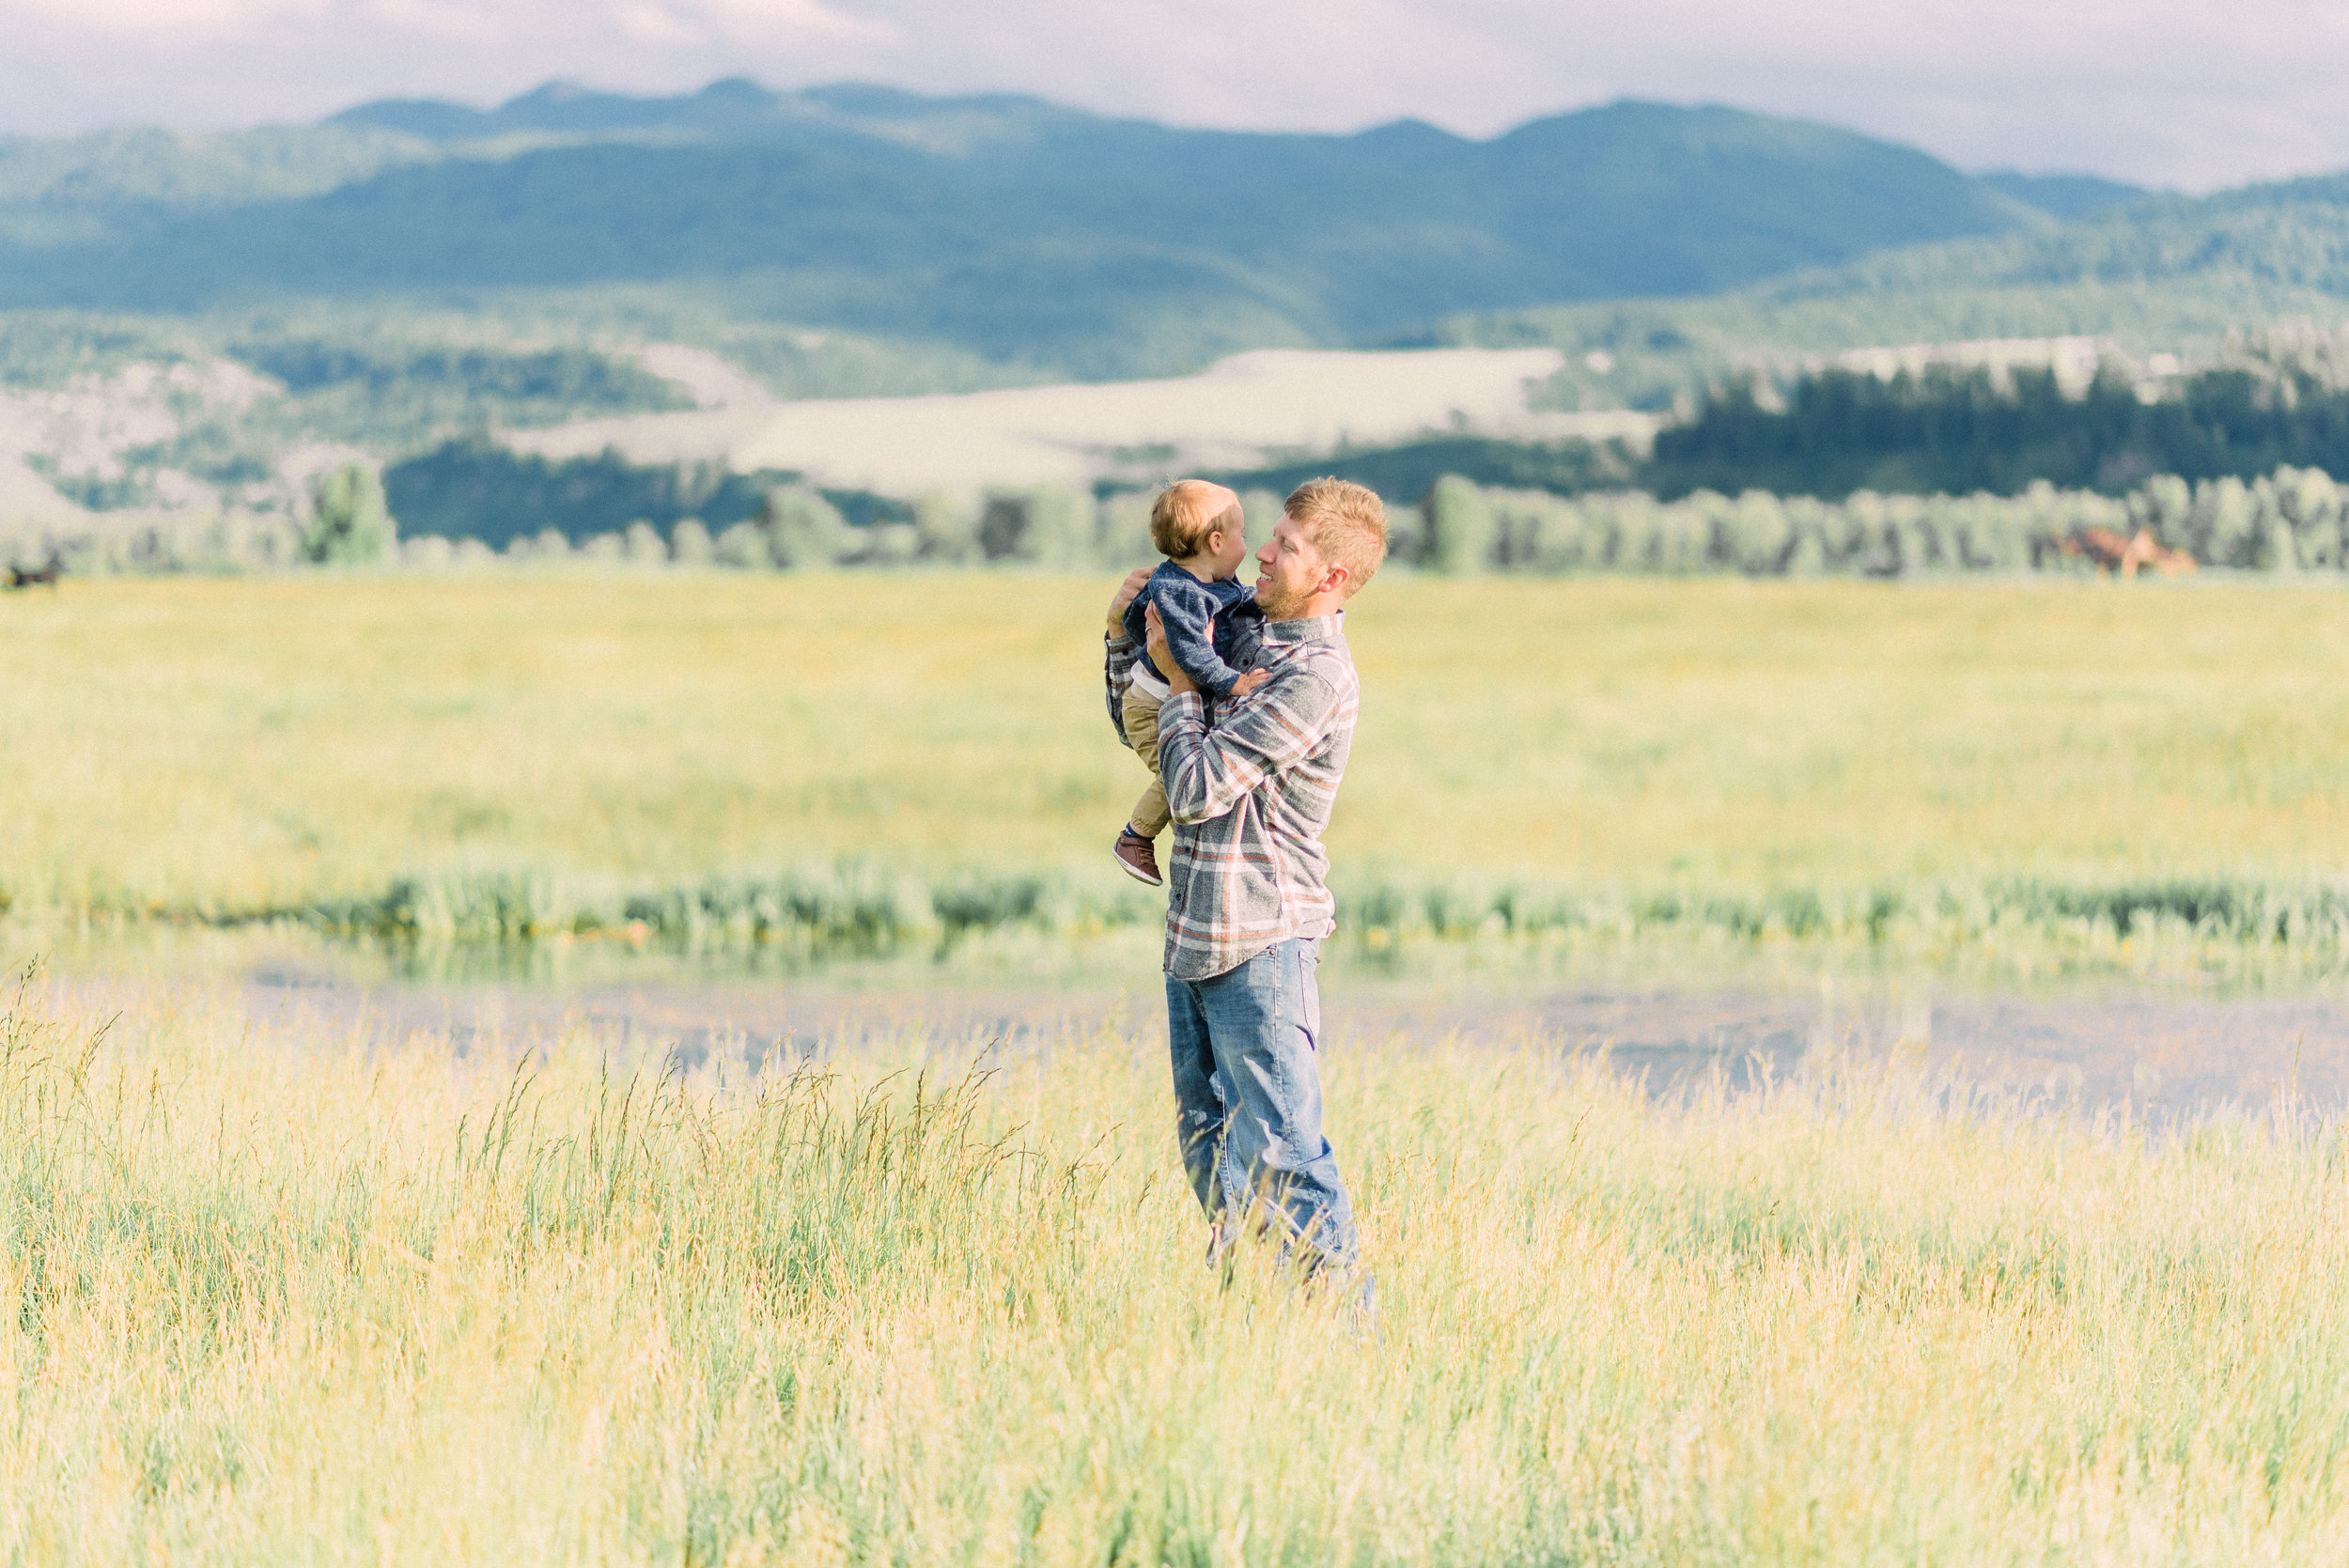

{"left": 608, "top": 0, "right": 893, "bottom": 48}
{"left": 611, "top": 2, "right": 711, "bottom": 48}
{"left": 365, "top": 0, "right": 506, "bottom": 43}
{"left": 0, "top": 0, "right": 2346, "bottom": 189}
{"left": 693, "top": 0, "right": 897, "bottom": 44}
{"left": 4, "top": 0, "right": 324, "bottom": 37}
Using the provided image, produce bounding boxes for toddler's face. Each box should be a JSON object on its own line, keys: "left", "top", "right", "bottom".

{"left": 1208, "top": 503, "right": 1249, "bottom": 577}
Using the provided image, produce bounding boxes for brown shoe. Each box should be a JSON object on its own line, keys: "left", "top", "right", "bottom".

{"left": 1112, "top": 826, "right": 1163, "bottom": 886}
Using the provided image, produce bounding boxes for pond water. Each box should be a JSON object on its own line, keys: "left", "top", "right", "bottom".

{"left": 21, "top": 927, "right": 2349, "bottom": 1123}
{"left": 182, "top": 959, "right": 2349, "bottom": 1124}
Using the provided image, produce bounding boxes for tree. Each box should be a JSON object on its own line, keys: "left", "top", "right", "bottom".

{"left": 669, "top": 518, "right": 714, "bottom": 566}
{"left": 912, "top": 491, "right": 979, "bottom": 564}
{"left": 1721, "top": 489, "right": 1792, "bottom": 574}
{"left": 2279, "top": 467, "right": 2342, "bottom": 568}
{"left": 303, "top": 463, "right": 396, "bottom": 566}
{"left": 622, "top": 520, "right": 666, "bottom": 565}
{"left": 714, "top": 521, "right": 771, "bottom": 569}
{"left": 975, "top": 487, "right": 1093, "bottom": 567}
{"left": 760, "top": 484, "right": 848, "bottom": 569}
{"left": 1423, "top": 474, "right": 1496, "bottom": 574}
{"left": 2188, "top": 476, "right": 2259, "bottom": 567}
{"left": 1019, "top": 486, "right": 1093, "bottom": 568}
{"left": 1095, "top": 490, "right": 1159, "bottom": 567}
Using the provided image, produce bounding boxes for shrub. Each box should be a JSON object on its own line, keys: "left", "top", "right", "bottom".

{"left": 714, "top": 521, "right": 771, "bottom": 569}
{"left": 762, "top": 485, "right": 848, "bottom": 569}
{"left": 977, "top": 487, "right": 1092, "bottom": 567}
{"left": 400, "top": 535, "right": 454, "bottom": 569}
{"left": 912, "top": 491, "right": 979, "bottom": 564}
{"left": 1423, "top": 474, "right": 1497, "bottom": 574}
{"left": 1095, "top": 491, "right": 1159, "bottom": 568}
{"left": 669, "top": 518, "right": 713, "bottom": 565}
{"left": 303, "top": 463, "right": 396, "bottom": 566}
{"left": 622, "top": 520, "right": 666, "bottom": 565}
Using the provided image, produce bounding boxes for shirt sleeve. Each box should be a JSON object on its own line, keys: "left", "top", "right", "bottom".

{"left": 1154, "top": 579, "right": 1249, "bottom": 699}
{"left": 1104, "top": 629, "right": 1137, "bottom": 739}
{"left": 1156, "top": 663, "right": 1340, "bottom": 826}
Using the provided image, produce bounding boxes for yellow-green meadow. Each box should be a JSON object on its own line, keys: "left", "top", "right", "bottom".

{"left": 8, "top": 572, "right": 2349, "bottom": 1562}
{"left": 7, "top": 573, "right": 2349, "bottom": 953}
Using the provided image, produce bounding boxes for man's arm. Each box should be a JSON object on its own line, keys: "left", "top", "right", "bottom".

{"left": 1102, "top": 567, "right": 1150, "bottom": 738}
{"left": 1155, "top": 664, "right": 1341, "bottom": 826}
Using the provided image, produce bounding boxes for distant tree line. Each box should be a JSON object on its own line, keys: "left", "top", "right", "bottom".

{"left": 319, "top": 344, "right": 2349, "bottom": 567}
{"left": 1406, "top": 469, "right": 2343, "bottom": 577}
{"left": 381, "top": 437, "right": 841, "bottom": 548}
{"left": 23, "top": 346, "right": 2349, "bottom": 580}
{"left": 235, "top": 342, "right": 692, "bottom": 411}
{"left": 1647, "top": 365, "right": 2349, "bottom": 500}
{"left": 1, "top": 474, "right": 1161, "bottom": 577}
{"left": 23, "top": 462, "right": 2349, "bottom": 582}
{"left": 2, "top": 462, "right": 403, "bottom": 575}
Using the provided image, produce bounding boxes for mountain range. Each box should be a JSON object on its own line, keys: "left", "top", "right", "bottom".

{"left": 0, "top": 79, "right": 2134, "bottom": 378}
{"left": 12, "top": 78, "right": 2349, "bottom": 531}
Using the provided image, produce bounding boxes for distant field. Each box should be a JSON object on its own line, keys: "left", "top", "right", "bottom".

{"left": 506, "top": 346, "right": 1641, "bottom": 492}
{"left": 7, "top": 574, "right": 2349, "bottom": 955}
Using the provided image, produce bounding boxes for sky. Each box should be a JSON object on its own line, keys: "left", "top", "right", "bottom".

{"left": 4, "top": 0, "right": 2349, "bottom": 192}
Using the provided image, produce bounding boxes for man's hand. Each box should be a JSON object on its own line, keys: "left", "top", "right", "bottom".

{"left": 1143, "top": 604, "right": 1197, "bottom": 694}
{"left": 1229, "top": 667, "right": 1269, "bottom": 699}
{"left": 1107, "top": 567, "right": 1151, "bottom": 635}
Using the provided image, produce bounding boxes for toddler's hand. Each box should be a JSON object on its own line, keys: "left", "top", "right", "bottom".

{"left": 1230, "top": 667, "right": 1270, "bottom": 699}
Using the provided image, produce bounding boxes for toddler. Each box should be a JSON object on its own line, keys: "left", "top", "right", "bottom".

{"left": 1112, "top": 479, "right": 1267, "bottom": 886}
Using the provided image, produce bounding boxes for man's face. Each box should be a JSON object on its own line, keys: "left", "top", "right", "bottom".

{"left": 1254, "top": 514, "right": 1335, "bottom": 619}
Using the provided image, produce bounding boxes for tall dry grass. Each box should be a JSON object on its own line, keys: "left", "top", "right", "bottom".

{"left": 5, "top": 970, "right": 2345, "bottom": 1563}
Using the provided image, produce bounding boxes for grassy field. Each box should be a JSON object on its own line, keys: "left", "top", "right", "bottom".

{"left": 5, "top": 973, "right": 2345, "bottom": 1563}
{"left": 8, "top": 572, "right": 2349, "bottom": 969}
{"left": 10, "top": 576, "right": 2349, "bottom": 1562}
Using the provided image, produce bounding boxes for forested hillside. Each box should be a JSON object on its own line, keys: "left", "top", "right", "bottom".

{"left": 1646, "top": 361, "right": 2349, "bottom": 499}
{"left": 8, "top": 77, "right": 2349, "bottom": 544}
{"left": 1430, "top": 171, "right": 2349, "bottom": 416}
{"left": 1974, "top": 172, "right": 2145, "bottom": 221}
{"left": 0, "top": 83, "right": 2042, "bottom": 375}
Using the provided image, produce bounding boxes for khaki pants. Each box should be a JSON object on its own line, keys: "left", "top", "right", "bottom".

{"left": 1122, "top": 677, "right": 1170, "bottom": 838}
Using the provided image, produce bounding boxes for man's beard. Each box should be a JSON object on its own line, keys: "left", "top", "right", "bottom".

{"left": 1253, "top": 577, "right": 1309, "bottom": 620}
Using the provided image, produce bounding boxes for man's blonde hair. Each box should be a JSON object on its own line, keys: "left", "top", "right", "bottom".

{"left": 1149, "top": 479, "right": 1237, "bottom": 558}
{"left": 1285, "top": 477, "right": 1388, "bottom": 598}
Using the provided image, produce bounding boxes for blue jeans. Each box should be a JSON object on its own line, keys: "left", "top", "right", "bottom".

{"left": 1166, "top": 938, "right": 1357, "bottom": 1269}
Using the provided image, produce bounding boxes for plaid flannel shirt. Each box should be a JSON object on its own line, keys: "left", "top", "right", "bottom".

{"left": 1104, "top": 615, "right": 1359, "bottom": 981}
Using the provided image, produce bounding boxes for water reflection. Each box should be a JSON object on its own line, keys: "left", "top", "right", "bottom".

{"left": 16, "top": 924, "right": 2349, "bottom": 1124}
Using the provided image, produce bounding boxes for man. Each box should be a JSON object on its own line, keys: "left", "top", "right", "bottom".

{"left": 1102, "top": 477, "right": 1389, "bottom": 1273}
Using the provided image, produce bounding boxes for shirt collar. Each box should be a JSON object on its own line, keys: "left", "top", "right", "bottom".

{"left": 1262, "top": 613, "right": 1344, "bottom": 646}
